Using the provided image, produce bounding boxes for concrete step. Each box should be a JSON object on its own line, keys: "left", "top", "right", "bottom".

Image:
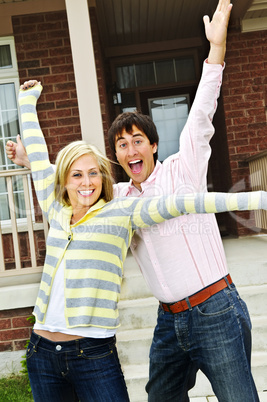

{"left": 118, "top": 296, "right": 158, "bottom": 330}
{"left": 117, "top": 327, "right": 154, "bottom": 365}
{"left": 122, "top": 352, "right": 267, "bottom": 402}
{"left": 121, "top": 254, "right": 152, "bottom": 300}
{"left": 238, "top": 284, "right": 267, "bottom": 316}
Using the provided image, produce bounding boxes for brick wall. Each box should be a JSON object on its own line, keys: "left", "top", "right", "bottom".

{"left": 12, "top": 11, "right": 82, "bottom": 162}
{"left": 223, "top": 29, "right": 267, "bottom": 235}
{"left": 0, "top": 308, "right": 33, "bottom": 352}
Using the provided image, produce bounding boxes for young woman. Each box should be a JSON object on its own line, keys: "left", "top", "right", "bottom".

{"left": 14, "top": 80, "right": 267, "bottom": 402}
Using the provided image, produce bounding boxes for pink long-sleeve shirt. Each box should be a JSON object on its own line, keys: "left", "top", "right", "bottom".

{"left": 113, "top": 61, "right": 228, "bottom": 303}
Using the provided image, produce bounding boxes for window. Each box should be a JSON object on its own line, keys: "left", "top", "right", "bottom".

{"left": 116, "top": 56, "right": 196, "bottom": 89}
{"left": 0, "top": 37, "right": 32, "bottom": 224}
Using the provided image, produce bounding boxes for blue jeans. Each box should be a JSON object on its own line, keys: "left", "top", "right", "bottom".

{"left": 146, "top": 282, "right": 259, "bottom": 402}
{"left": 26, "top": 331, "right": 129, "bottom": 402}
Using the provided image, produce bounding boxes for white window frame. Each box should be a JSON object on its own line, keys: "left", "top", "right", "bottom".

{"left": 0, "top": 36, "right": 35, "bottom": 230}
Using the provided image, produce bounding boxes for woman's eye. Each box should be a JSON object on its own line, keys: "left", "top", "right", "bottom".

{"left": 89, "top": 171, "right": 98, "bottom": 176}
{"left": 73, "top": 173, "right": 81, "bottom": 177}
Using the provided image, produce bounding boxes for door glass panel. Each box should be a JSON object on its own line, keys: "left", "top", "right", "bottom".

{"left": 148, "top": 95, "right": 189, "bottom": 161}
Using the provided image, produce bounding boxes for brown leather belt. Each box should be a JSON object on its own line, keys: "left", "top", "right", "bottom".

{"left": 160, "top": 274, "right": 233, "bottom": 314}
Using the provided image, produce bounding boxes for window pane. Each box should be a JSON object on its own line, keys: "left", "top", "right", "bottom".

{"left": 0, "top": 193, "right": 10, "bottom": 220}
{"left": 0, "top": 82, "right": 27, "bottom": 221}
{"left": 2, "top": 110, "right": 19, "bottom": 138}
{"left": 155, "top": 60, "right": 175, "bottom": 84}
{"left": 13, "top": 188, "right": 26, "bottom": 219}
{"left": 175, "top": 58, "right": 196, "bottom": 82}
{"left": 0, "top": 83, "right": 17, "bottom": 109}
{"left": 0, "top": 45, "right": 12, "bottom": 69}
{"left": 0, "top": 83, "right": 19, "bottom": 139}
{"left": 148, "top": 95, "right": 189, "bottom": 161}
{"left": 116, "top": 65, "right": 135, "bottom": 89}
{"left": 135, "top": 63, "right": 155, "bottom": 87}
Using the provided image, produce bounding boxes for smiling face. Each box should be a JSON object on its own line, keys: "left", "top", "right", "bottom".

{"left": 115, "top": 125, "right": 157, "bottom": 190}
{"left": 65, "top": 154, "right": 102, "bottom": 217}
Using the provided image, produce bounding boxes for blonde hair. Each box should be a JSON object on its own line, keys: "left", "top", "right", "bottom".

{"left": 54, "top": 141, "right": 114, "bottom": 206}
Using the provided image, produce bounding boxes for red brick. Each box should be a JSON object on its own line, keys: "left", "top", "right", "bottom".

{"left": 14, "top": 340, "right": 29, "bottom": 351}
{"left": 12, "top": 317, "right": 32, "bottom": 329}
{"left": 0, "top": 329, "right": 30, "bottom": 342}
{"left": 0, "top": 319, "right": 11, "bottom": 330}
{"left": 0, "top": 342, "right": 13, "bottom": 352}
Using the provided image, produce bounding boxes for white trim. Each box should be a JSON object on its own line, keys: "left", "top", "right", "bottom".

{"left": 242, "top": 17, "right": 267, "bottom": 32}
{"left": 0, "top": 36, "right": 18, "bottom": 78}
{"left": 0, "top": 283, "right": 39, "bottom": 310}
{"left": 65, "top": 0, "right": 106, "bottom": 154}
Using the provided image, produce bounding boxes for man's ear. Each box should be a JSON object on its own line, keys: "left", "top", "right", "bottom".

{"left": 152, "top": 143, "right": 158, "bottom": 153}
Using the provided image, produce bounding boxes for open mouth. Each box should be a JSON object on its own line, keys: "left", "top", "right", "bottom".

{"left": 78, "top": 190, "right": 94, "bottom": 197}
{"left": 128, "top": 160, "right": 143, "bottom": 174}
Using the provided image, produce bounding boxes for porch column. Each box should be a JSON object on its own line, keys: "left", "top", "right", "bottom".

{"left": 65, "top": 0, "right": 105, "bottom": 154}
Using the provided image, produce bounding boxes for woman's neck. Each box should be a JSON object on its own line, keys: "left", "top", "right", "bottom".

{"left": 71, "top": 208, "right": 88, "bottom": 224}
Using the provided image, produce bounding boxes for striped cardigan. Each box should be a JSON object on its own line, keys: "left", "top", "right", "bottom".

{"left": 19, "top": 85, "right": 266, "bottom": 329}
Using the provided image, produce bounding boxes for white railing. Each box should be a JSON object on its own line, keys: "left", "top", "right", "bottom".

{"left": 0, "top": 168, "right": 48, "bottom": 277}
{"left": 247, "top": 150, "right": 267, "bottom": 230}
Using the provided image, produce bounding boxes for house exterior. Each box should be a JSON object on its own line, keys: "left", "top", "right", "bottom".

{"left": 0, "top": 0, "right": 267, "bottom": 368}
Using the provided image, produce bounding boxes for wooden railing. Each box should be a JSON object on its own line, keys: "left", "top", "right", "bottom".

{"left": 0, "top": 168, "right": 48, "bottom": 277}
{"left": 246, "top": 150, "right": 267, "bottom": 230}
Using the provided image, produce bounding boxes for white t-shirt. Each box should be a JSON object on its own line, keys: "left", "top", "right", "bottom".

{"left": 34, "top": 259, "right": 116, "bottom": 338}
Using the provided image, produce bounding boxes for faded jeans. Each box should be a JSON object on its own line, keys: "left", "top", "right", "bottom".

{"left": 26, "top": 331, "right": 129, "bottom": 402}
{"left": 146, "top": 282, "right": 259, "bottom": 402}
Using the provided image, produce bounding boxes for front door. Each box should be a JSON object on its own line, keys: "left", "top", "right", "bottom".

{"left": 140, "top": 86, "right": 197, "bottom": 161}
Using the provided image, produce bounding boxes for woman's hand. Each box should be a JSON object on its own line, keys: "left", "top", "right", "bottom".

{"left": 20, "top": 80, "right": 41, "bottom": 90}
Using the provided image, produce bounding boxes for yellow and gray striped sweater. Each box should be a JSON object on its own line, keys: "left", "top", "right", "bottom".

{"left": 19, "top": 85, "right": 267, "bottom": 329}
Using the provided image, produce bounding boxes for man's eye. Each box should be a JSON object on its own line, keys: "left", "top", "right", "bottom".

{"left": 135, "top": 140, "right": 142, "bottom": 145}
{"left": 119, "top": 143, "right": 126, "bottom": 148}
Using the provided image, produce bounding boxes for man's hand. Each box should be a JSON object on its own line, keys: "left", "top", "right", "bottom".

{"left": 204, "top": 0, "right": 233, "bottom": 65}
{"left": 6, "top": 135, "right": 30, "bottom": 169}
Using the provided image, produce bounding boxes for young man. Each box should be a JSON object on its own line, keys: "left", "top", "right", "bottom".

{"left": 6, "top": 1, "right": 259, "bottom": 400}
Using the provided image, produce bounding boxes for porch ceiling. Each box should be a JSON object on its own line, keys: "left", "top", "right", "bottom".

{"left": 94, "top": 0, "right": 266, "bottom": 51}
{"left": 0, "top": 0, "right": 266, "bottom": 47}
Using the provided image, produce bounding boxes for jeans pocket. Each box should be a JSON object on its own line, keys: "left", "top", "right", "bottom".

{"left": 26, "top": 341, "right": 37, "bottom": 360}
{"left": 80, "top": 340, "right": 114, "bottom": 360}
{"left": 196, "top": 289, "right": 233, "bottom": 317}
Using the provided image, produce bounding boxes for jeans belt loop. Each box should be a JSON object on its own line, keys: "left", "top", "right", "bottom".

{"left": 33, "top": 332, "right": 42, "bottom": 352}
{"left": 224, "top": 274, "right": 232, "bottom": 289}
{"left": 185, "top": 296, "right": 192, "bottom": 311}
